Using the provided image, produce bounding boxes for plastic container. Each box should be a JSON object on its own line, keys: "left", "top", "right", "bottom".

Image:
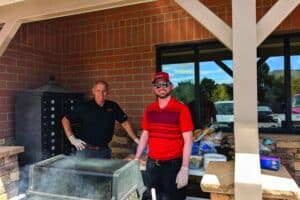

{"left": 260, "top": 156, "right": 280, "bottom": 171}
{"left": 189, "top": 155, "right": 203, "bottom": 169}
{"left": 191, "top": 142, "right": 200, "bottom": 155}
{"left": 204, "top": 153, "right": 227, "bottom": 170}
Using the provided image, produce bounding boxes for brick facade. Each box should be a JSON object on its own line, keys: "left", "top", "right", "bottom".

{"left": 1, "top": 0, "right": 300, "bottom": 188}
{"left": 2, "top": 0, "right": 300, "bottom": 140}
{"left": 265, "top": 134, "right": 300, "bottom": 186}
{"left": 0, "top": 21, "right": 61, "bottom": 139}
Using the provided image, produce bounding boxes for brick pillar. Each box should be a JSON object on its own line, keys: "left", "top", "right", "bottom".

{"left": 0, "top": 146, "right": 24, "bottom": 200}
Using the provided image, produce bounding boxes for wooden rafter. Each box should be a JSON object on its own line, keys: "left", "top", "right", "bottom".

{"left": 0, "top": 0, "right": 24, "bottom": 7}
{"left": 0, "top": 19, "right": 21, "bottom": 55}
{"left": 257, "top": 0, "right": 300, "bottom": 46}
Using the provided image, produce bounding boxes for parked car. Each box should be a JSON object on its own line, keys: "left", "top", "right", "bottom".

{"left": 214, "top": 101, "right": 280, "bottom": 128}
{"left": 276, "top": 94, "right": 300, "bottom": 127}
{"left": 258, "top": 106, "right": 275, "bottom": 122}
{"left": 214, "top": 100, "right": 234, "bottom": 127}
{"left": 257, "top": 105, "right": 280, "bottom": 128}
{"left": 292, "top": 94, "right": 300, "bottom": 114}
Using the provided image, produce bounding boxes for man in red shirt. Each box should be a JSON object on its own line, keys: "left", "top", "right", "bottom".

{"left": 135, "top": 72, "right": 194, "bottom": 200}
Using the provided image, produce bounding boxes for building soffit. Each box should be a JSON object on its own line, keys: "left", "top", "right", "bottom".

{"left": 0, "top": 0, "right": 156, "bottom": 56}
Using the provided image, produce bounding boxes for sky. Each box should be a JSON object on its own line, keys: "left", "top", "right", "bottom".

{"left": 163, "top": 56, "right": 300, "bottom": 87}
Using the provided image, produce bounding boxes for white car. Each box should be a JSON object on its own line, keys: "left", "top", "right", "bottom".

{"left": 214, "top": 101, "right": 281, "bottom": 128}
{"left": 214, "top": 101, "right": 234, "bottom": 127}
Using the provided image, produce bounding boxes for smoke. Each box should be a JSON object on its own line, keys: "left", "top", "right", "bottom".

{"left": 16, "top": 154, "right": 144, "bottom": 200}
{"left": 28, "top": 154, "right": 112, "bottom": 199}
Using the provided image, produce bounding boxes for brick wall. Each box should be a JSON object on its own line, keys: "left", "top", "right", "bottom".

{"left": 0, "top": 0, "right": 300, "bottom": 169}
{"left": 0, "top": 20, "right": 61, "bottom": 141}
{"left": 263, "top": 134, "right": 300, "bottom": 186}
{"left": 0, "top": 0, "right": 299, "bottom": 196}
{"left": 0, "top": 0, "right": 300, "bottom": 140}
{"left": 57, "top": 0, "right": 300, "bottom": 129}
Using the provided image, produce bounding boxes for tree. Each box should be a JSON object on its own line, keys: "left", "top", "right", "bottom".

{"left": 172, "top": 78, "right": 233, "bottom": 104}
{"left": 291, "top": 76, "right": 300, "bottom": 96}
{"left": 200, "top": 78, "right": 217, "bottom": 98}
{"left": 257, "top": 62, "right": 271, "bottom": 103}
{"left": 172, "top": 80, "right": 195, "bottom": 104}
{"left": 211, "top": 84, "right": 230, "bottom": 102}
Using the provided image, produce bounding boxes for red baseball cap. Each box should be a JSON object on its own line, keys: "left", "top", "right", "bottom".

{"left": 152, "top": 71, "right": 170, "bottom": 83}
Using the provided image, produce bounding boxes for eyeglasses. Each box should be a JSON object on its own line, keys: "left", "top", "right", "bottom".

{"left": 153, "top": 82, "right": 171, "bottom": 89}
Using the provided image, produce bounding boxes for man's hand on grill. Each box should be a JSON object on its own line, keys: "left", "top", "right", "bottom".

{"left": 68, "top": 135, "right": 86, "bottom": 151}
{"left": 176, "top": 167, "right": 189, "bottom": 189}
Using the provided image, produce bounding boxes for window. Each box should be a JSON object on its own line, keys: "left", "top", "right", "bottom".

{"left": 257, "top": 39, "right": 284, "bottom": 128}
{"left": 157, "top": 33, "right": 300, "bottom": 133}
{"left": 291, "top": 37, "right": 300, "bottom": 128}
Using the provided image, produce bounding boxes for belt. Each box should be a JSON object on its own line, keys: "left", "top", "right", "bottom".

{"left": 85, "top": 144, "right": 108, "bottom": 151}
{"left": 150, "top": 157, "right": 182, "bottom": 167}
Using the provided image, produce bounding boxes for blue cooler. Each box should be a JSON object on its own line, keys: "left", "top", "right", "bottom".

{"left": 192, "top": 142, "right": 200, "bottom": 155}
{"left": 260, "top": 156, "right": 280, "bottom": 171}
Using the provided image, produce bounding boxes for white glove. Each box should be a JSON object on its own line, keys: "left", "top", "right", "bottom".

{"left": 68, "top": 135, "right": 86, "bottom": 151}
{"left": 134, "top": 138, "right": 140, "bottom": 144}
{"left": 176, "top": 167, "right": 189, "bottom": 189}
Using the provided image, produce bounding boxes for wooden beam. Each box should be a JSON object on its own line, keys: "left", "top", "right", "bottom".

{"left": 257, "top": 0, "right": 300, "bottom": 46}
{"left": 2, "top": 0, "right": 156, "bottom": 22}
{"left": 0, "top": 0, "right": 24, "bottom": 7}
{"left": 175, "top": 0, "right": 232, "bottom": 50}
{"left": 0, "top": 0, "right": 155, "bottom": 56}
{"left": 0, "top": 19, "right": 21, "bottom": 56}
{"left": 214, "top": 60, "right": 233, "bottom": 77}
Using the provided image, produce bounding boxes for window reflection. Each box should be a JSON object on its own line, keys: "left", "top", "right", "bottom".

{"left": 291, "top": 37, "right": 300, "bottom": 127}
{"left": 257, "top": 39, "right": 284, "bottom": 128}
{"left": 158, "top": 35, "right": 300, "bottom": 132}
{"left": 199, "top": 61, "right": 233, "bottom": 128}
{"left": 162, "top": 63, "right": 195, "bottom": 104}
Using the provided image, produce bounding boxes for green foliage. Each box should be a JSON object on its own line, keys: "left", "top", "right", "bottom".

{"left": 172, "top": 80, "right": 195, "bottom": 104}
{"left": 170, "top": 61, "right": 300, "bottom": 114}
{"left": 200, "top": 78, "right": 217, "bottom": 97}
{"left": 291, "top": 76, "right": 300, "bottom": 96}
{"left": 211, "top": 84, "right": 230, "bottom": 102}
{"left": 172, "top": 79, "right": 232, "bottom": 104}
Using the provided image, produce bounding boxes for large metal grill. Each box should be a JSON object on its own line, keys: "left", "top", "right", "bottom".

{"left": 26, "top": 155, "right": 145, "bottom": 200}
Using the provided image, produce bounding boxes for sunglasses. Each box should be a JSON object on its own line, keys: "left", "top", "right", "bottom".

{"left": 153, "top": 82, "right": 171, "bottom": 89}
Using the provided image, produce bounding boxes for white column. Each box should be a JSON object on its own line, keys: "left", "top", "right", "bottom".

{"left": 232, "top": 1, "right": 262, "bottom": 200}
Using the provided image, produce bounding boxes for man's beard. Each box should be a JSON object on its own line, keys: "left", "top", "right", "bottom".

{"left": 156, "top": 91, "right": 172, "bottom": 99}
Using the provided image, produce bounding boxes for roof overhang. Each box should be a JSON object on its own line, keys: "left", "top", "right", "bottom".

{"left": 0, "top": 0, "right": 24, "bottom": 7}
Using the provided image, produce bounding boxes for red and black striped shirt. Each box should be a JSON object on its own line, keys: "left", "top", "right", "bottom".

{"left": 142, "top": 97, "right": 194, "bottom": 160}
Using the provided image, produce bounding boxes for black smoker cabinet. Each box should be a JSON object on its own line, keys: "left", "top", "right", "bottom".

{"left": 15, "top": 80, "right": 83, "bottom": 166}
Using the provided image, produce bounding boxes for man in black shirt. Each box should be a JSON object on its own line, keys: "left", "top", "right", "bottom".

{"left": 62, "top": 80, "right": 139, "bottom": 158}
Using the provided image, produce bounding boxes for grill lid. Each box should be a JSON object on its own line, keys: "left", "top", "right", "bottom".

{"left": 29, "top": 75, "right": 68, "bottom": 93}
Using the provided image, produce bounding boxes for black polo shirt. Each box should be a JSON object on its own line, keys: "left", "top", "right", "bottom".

{"left": 65, "top": 99, "right": 128, "bottom": 146}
